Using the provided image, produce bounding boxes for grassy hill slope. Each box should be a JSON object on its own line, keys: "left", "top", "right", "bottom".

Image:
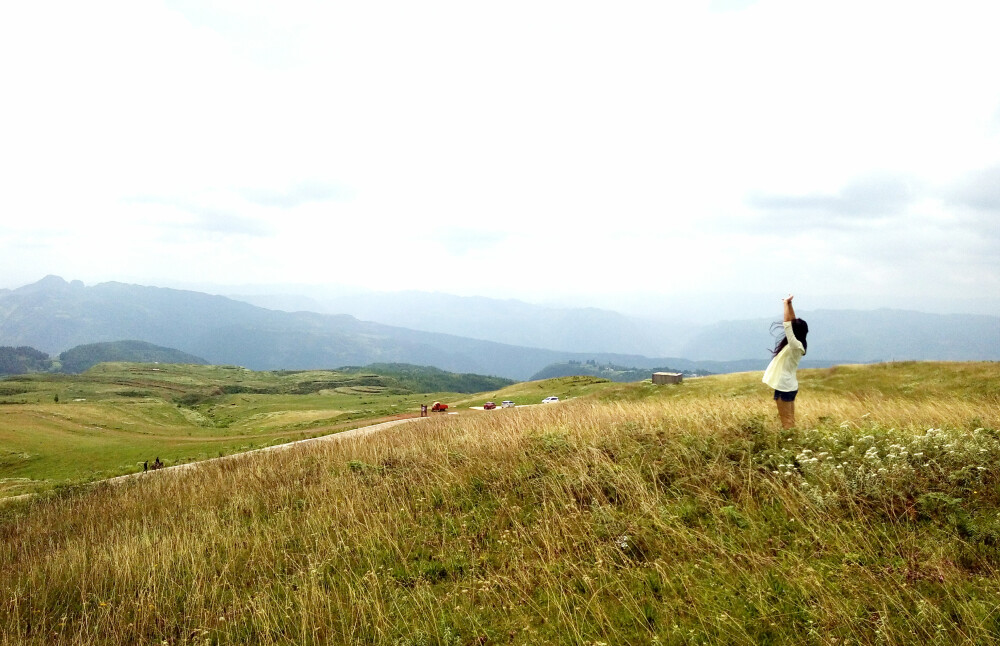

{"left": 337, "top": 363, "right": 514, "bottom": 395}
{"left": 0, "top": 363, "right": 510, "bottom": 498}
{"left": 1, "top": 362, "right": 999, "bottom": 644}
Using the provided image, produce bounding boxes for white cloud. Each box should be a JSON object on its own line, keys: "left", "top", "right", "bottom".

{"left": 1, "top": 0, "right": 998, "bottom": 316}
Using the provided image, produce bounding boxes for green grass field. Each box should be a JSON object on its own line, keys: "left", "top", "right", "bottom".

{"left": 0, "top": 363, "right": 507, "bottom": 498}
{"left": 2, "top": 361, "right": 999, "bottom": 644}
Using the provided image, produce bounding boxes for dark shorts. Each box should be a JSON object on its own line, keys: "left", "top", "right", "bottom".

{"left": 773, "top": 389, "right": 798, "bottom": 402}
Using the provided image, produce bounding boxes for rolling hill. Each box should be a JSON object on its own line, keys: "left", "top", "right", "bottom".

{"left": 57, "top": 340, "right": 209, "bottom": 373}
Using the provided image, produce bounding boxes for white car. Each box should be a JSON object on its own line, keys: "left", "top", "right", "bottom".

{"left": 541, "top": 396, "right": 560, "bottom": 403}
{"left": 501, "top": 400, "right": 516, "bottom": 408}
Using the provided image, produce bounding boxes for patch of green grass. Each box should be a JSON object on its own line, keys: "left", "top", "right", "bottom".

{"left": 0, "top": 363, "right": 523, "bottom": 496}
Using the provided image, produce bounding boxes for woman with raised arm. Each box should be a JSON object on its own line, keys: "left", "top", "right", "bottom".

{"left": 762, "top": 295, "right": 809, "bottom": 429}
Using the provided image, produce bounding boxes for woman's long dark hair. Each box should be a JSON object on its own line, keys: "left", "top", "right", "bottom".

{"left": 770, "top": 318, "right": 808, "bottom": 357}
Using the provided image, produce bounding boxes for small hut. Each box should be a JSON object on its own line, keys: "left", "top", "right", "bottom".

{"left": 652, "top": 372, "right": 683, "bottom": 385}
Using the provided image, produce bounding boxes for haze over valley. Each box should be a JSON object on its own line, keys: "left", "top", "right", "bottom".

{"left": 2, "top": 276, "right": 997, "bottom": 381}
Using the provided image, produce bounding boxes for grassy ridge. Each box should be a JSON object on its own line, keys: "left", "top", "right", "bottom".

{"left": 1, "top": 362, "right": 999, "bottom": 644}
{"left": 337, "top": 363, "right": 515, "bottom": 395}
{"left": 451, "top": 375, "right": 614, "bottom": 409}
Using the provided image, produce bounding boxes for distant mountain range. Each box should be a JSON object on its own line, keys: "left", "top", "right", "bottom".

{"left": 0, "top": 276, "right": 738, "bottom": 379}
{"left": 529, "top": 361, "right": 713, "bottom": 383}
{"left": 232, "top": 289, "right": 1000, "bottom": 364}
{"left": 232, "top": 290, "right": 698, "bottom": 356}
{"left": 674, "top": 310, "right": 1000, "bottom": 363}
{"left": 1, "top": 276, "right": 997, "bottom": 380}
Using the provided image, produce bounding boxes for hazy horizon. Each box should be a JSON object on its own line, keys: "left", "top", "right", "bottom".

{"left": 4, "top": 274, "right": 998, "bottom": 323}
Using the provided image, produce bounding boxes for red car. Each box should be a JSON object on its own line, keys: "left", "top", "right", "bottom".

{"left": 431, "top": 402, "right": 449, "bottom": 412}
{"left": 483, "top": 401, "right": 497, "bottom": 410}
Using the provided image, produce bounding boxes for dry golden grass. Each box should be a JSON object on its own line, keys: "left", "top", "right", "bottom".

{"left": 2, "top": 362, "right": 999, "bottom": 645}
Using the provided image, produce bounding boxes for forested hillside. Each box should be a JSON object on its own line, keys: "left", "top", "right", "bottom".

{"left": 58, "top": 340, "right": 209, "bottom": 373}
{"left": 0, "top": 346, "right": 53, "bottom": 375}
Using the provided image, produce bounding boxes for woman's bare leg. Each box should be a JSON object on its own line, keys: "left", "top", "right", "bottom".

{"left": 776, "top": 399, "right": 795, "bottom": 429}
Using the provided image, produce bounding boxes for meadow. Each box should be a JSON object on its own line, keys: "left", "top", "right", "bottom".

{"left": 0, "top": 364, "right": 465, "bottom": 498}
{"left": 1, "top": 361, "right": 999, "bottom": 644}
{"left": 0, "top": 363, "right": 597, "bottom": 498}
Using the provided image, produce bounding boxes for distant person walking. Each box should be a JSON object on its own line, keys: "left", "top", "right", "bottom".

{"left": 762, "top": 295, "right": 808, "bottom": 429}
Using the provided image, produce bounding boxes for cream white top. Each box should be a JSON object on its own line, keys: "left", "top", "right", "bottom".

{"left": 762, "top": 321, "right": 805, "bottom": 392}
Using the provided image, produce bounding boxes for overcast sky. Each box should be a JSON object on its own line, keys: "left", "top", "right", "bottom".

{"left": 2, "top": 0, "right": 998, "bottom": 319}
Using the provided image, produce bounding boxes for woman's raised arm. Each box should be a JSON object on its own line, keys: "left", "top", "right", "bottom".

{"left": 783, "top": 295, "right": 796, "bottom": 322}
